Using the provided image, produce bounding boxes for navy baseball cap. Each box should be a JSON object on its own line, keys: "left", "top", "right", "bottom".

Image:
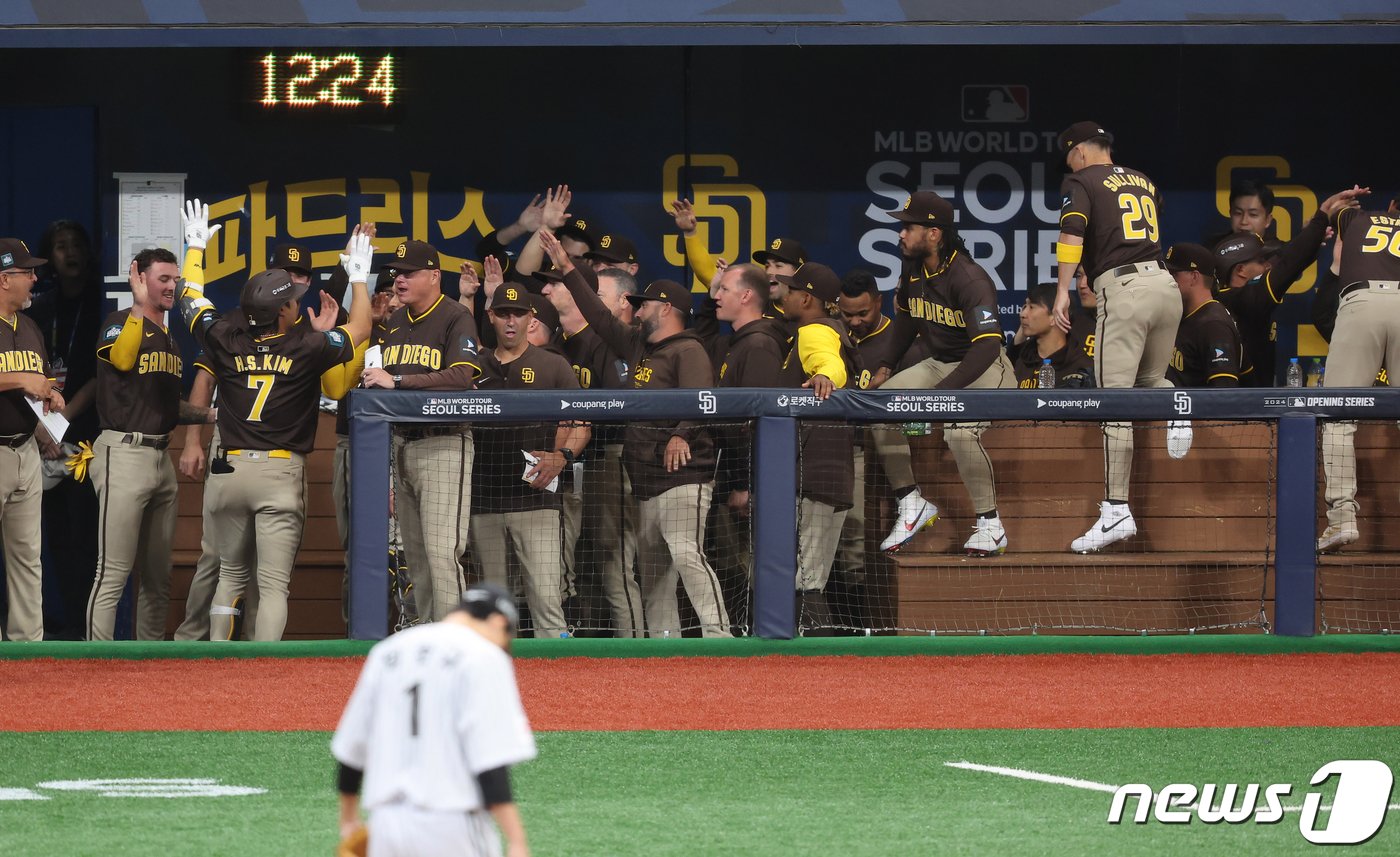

{"left": 460, "top": 582, "right": 519, "bottom": 631}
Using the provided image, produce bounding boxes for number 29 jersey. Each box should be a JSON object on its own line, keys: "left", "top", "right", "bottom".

{"left": 1059, "top": 163, "right": 1164, "bottom": 282}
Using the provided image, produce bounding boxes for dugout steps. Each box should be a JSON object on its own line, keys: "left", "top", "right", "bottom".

{"left": 5, "top": 635, "right": 1400, "bottom": 661}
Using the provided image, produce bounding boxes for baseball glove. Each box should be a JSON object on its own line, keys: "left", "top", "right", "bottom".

{"left": 336, "top": 825, "right": 368, "bottom": 857}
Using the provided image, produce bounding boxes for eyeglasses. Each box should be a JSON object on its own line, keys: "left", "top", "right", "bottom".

{"left": 0, "top": 269, "right": 36, "bottom": 278}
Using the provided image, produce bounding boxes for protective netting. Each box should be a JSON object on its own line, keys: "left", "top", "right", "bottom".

{"left": 387, "top": 419, "right": 753, "bottom": 638}
{"left": 798, "top": 419, "right": 1276, "bottom": 635}
{"left": 1317, "top": 420, "right": 1400, "bottom": 633}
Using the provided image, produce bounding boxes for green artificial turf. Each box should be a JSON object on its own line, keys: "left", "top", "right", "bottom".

{"left": 2, "top": 728, "right": 1396, "bottom": 856}
{"left": 5, "top": 633, "right": 1400, "bottom": 661}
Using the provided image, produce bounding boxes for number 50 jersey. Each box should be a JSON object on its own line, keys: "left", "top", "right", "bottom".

{"left": 180, "top": 291, "right": 356, "bottom": 455}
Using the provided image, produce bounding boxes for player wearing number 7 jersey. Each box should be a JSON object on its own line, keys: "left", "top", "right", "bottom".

{"left": 1052, "top": 122, "right": 1182, "bottom": 554}
{"left": 176, "top": 201, "right": 373, "bottom": 640}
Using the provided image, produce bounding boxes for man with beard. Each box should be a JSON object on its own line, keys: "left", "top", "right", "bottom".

{"left": 870, "top": 191, "right": 1016, "bottom": 558}
{"left": 542, "top": 228, "right": 730, "bottom": 638}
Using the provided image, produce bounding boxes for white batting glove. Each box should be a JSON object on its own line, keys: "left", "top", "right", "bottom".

{"left": 341, "top": 231, "right": 375, "bottom": 284}
{"left": 181, "top": 199, "right": 221, "bottom": 251}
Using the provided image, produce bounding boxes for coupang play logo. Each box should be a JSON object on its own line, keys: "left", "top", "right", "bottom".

{"left": 1108, "top": 760, "right": 1394, "bottom": 844}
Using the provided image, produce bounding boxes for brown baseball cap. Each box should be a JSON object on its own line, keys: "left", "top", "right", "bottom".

{"left": 527, "top": 292, "right": 560, "bottom": 334}
{"left": 491, "top": 283, "right": 532, "bottom": 313}
{"left": 1164, "top": 243, "right": 1217, "bottom": 281}
{"left": 752, "top": 237, "right": 808, "bottom": 267}
{"left": 374, "top": 267, "right": 396, "bottom": 294}
{"left": 0, "top": 238, "right": 46, "bottom": 269}
{"left": 1213, "top": 232, "right": 1266, "bottom": 281}
{"left": 387, "top": 240, "right": 440, "bottom": 274}
{"left": 584, "top": 233, "right": 638, "bottom": 265}
{"left": 533, "top": 263, "right": 599, "bottom": 294}
{"left": 1058, "top": 121, "right": 1113, "bottom": 153}
{"left": 776, "top": 262, "right": 841, "bottom": 302}
{"left": 627, "top": 279, "right": 692, "bottom": 315}
{"left": 557, "top": 216, "right": 595, "bottom": 250}
{"left": 241, "top": 268, "right": 308, "bottom": 327}
{"left": 269, "top": 242, "right": 313, "bottom": 275}
{"left": 889, "top": 191, "right": 956, "bottom": 226}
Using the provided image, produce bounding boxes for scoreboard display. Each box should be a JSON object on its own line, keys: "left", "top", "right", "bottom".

{"left": 249, "top": 51, "right": 400, "bottom": 119}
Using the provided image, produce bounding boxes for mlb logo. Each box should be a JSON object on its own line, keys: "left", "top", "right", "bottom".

{"left": 962, "top": 85, "right": 1029, "bottom": 123}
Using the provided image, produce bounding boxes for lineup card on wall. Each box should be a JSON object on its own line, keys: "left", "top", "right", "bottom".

{"left": 113, "top": 172, "right": 185, "bottom": 276}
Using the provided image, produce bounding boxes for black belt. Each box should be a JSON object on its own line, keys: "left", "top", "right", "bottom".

{"left": 400, "top": 425, "right": 469, "bottom": 441}
{"left": 0, "top": 433, "right": 31, "bottom": 449}
{"left": 1108, "top": 261, "right": 1162, "bottom": 278}
{"left": 119, "top": 432, "right": 171, "bottom": 450}
{"left": 1340, "top": 280, "right": 1400, "bottom": 300}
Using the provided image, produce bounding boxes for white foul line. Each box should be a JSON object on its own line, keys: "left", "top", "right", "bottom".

{"left": 944, "top": 761, "right": 1400, "bottom": 812}
{"left": 944, "top": 761, "right": 1121, "bottom": 793}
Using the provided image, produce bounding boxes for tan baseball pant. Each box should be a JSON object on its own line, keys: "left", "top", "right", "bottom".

{"left": 636, "top": 481, "right": 731, "bottom": 638}
{"left": 871, "top": 352, "right": 1015, "bottom": 513}
{"left": 470, "top": 508, "right": 567, "bottom": 638}
{"left": 175, "top": 429, "right": 258, "bottom": 640}
{"left": 208, "top": 450, "right": 306, "bottom": 641}
{"left": 1321, "top": 282, "right": 1400, "bottom": 527}
{"left": 85, "top": 430, "right": 178, "bottom": 641}
{"left": 394, "top": 431, "right": 473, "bottom": 622}
{"left": 0, "top": 437, "right": 43, "bottom": 642}
{"left": 1093, "top": 263, "right": 1182, "bottom": 501}
{"left": 591, "top": 443, "right": 643, "bottom": 636}
{"left": 797, "top": 498, "right": 847, "bottom": 592}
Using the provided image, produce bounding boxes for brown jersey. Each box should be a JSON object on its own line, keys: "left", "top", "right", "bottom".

{"left": 1335, "top": 208, "right": 1400, "bottom": 284}
{"left": 95, "top": 310, "right": 183, "bottom": 435}
{"left": 718, "top": 317, "right": 786, "bottom": 388}
{"left": 781, "top": 317, "right": 860, "bottom": 510}
{"left": 472, "top": 343, "right": 580, "bottom": 514}
{"left": 1059, "top": 163, "right": 1163, "bottom": 282}
{"left": 335, "top": 320, "right": 389, "bottom": 437}
{"left": 379, "top": 295, "right": 482, "bottom": 387}
{"left": 1167, "top": 300, "right": 1243, "bottom": 388}
{"left": 560, "top": 323, "right": 624, "bottom": 391}
{"left": 0, "top": 312, "right": 51, "bottom": 437}
{"left": 1011, "top": 309, "right": 1096, "bottom": 388}
{"left": 180, "top": 293, "right": 357, "bottom": 454}
{"left": 895, "top": 251, "right": 1003, "bottom": 363}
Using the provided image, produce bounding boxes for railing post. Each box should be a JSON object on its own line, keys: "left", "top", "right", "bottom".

{"left": 1275, "top": 413, "right": 1317, "bottom": 636}
{"left": 348, "top": 405, "right": 392, "bottom": 640}
{"left": 752, "top": 415, "right": 798, "bottom": 639}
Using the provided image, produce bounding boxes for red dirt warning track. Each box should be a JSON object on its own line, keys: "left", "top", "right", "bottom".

{"left": 2, "top": 653, "right": 1396, "bottom": 732}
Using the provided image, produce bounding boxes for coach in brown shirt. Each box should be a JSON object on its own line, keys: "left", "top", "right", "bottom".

{"left": 470, "top": 285, "right": 588, "bottom": 638}
{"left": 541, "top": 229, "right": 730, "bottom": 638}
{"left": 362, "top": 240, "right": 482, "bottom": 622}
{"left": 0, "top": 238, "right": 62, "bottom": 642}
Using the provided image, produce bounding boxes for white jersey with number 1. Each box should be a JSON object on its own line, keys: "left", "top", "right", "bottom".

{"left": 331, "top": 622, "right": 536, "bottom": 812}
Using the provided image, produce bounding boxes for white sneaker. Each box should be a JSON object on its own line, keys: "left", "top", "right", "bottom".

{"left": 1317, "top": 524, "right": 1359, "bottom": 554}
{"left": 1070, "top": 502, "right": 1138, "bottom": 553}
{"left": 881, "top": 489, "right": 939, "bottom": 552}
{"left": 1167, "top": 420, "right": 1193, "bottom": 459}
{"left": 964, "top": 515, "right": 1008, "bottom": 556}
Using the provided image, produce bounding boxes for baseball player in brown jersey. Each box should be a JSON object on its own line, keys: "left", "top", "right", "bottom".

{"left": 1318, "top": 190, "right": 1396, "bottom": 553}
{"left": 1163, "top": 244, "right": 1246, "bottom": 390}
{"left": 777, "top": 263, "right": 861, "bottom": 630}
{"left": 362, "top": 240, "right": 482, "bottom": 622}
{"left": 86, "top": 249, "right": 213, "bottom": 640}
{"left": 543, "top": 228, "right": 731, "bottom": 638}
{"left": 1010, "top": 283, "right": 1096, "bottom": 389}
{"left": 1212, "top": 188, "right": 1365, "bottom": 385}
{"left": 0, "top": 238, "right": 63, "bottom": 642}
{"left": 471, "top": 285, "right": 588, "bottom": 638}
{"left": 871, "top": 192, "right": 1016, "bottom": 558}
{"left": 1052, "top": 121, "right": 1182, "bottom": 553}
{"left": 178, "top": 218, "right": 371, "bottom": 641}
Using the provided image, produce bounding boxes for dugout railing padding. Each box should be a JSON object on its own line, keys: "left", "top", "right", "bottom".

{"left": 348, "top": 387, "right": 1400, "bottom": 640}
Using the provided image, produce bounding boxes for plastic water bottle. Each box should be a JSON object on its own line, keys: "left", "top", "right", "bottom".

{"left": 1285, "top": 357, "right": 1303, "bottom": 388}
{"left": 902, "top": 422, "right": 931, "bottom": 436}
{"left": 1037, "top": 358, "right": 1056, "bottom": 389}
